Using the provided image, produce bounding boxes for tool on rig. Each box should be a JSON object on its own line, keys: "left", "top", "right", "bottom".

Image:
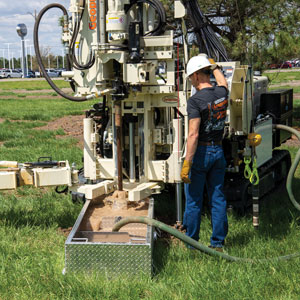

{"left": 0, "top": 0, "right": 299, "bottom": 275}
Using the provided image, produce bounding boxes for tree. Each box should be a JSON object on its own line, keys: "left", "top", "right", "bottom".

{"left": 163, "top": 0, "right": 300, "bottom": 69}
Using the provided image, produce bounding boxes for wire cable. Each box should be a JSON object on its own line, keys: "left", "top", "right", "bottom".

{"left": 181, "top": 0, "right": 228, "bottom": 61}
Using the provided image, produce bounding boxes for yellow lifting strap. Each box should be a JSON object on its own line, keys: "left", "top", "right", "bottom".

{"left": 250, "top": 157, "right": 259, "bottom": 185}
{"left": 244, "top": 156, "right": 260, "bottom": 185}
{"left": 244, "top": 157, "right": 252, "bottom": 179}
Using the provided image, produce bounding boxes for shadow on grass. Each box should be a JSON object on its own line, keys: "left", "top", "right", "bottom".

{"left": 0, "top": 189, "right": 82, "bottom": 229}
{"left": 226, "top": 176, "right": 300, "bottom": 248}
{"left": 152, "top": 239, "right": 171, "bottom": 275}
{"left": 151, "top": 188, "right": 176, "bottom": 275}
{"left": 258, "top": 181, "right": 300, "bottom": 236}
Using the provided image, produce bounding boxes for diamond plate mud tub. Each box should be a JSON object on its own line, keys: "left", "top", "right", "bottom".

{"left": 64, "top": 198, "right": 154, "bottom": 276}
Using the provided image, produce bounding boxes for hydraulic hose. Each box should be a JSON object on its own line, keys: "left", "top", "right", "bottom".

{"left": 33, "top": 3, "right": 91, "bottom": 102}
{"left": 113, "top": 216, "right": 300, "bottom": 262}
{"left": 181, "top": 0, "right": 228, "bottom": 61}
{"left": 69, "top": 0, "right": 96, "bottom": 71}
{"left": 273, "top": 124, "right": 300, "bottom": 211}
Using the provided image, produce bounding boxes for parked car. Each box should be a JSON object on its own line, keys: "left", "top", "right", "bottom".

{"left": 268, "top": 63, "right": 280, "bottom": 69}
{"left": 35, "top": 69, "right": 60, "bottom": 78}
{"left": 280, "top": 62, "right": 292, "bottom": 68}
{"left": 45, "top": 69, "right": 60, "bottom": 77}
{"left": 5, "top": 69, "right": 23, "bottom": 78}
{"left": 55, "top": 68, "right": 66, "bottom": 76}
{"left": 25, "top": 70, "right": 36, "bottom": 78}
{"left": 294, "top": 59, "right": 300, "bottom": 67}
{"left": 0, "top": 69, "right": 8, "bottom": 78}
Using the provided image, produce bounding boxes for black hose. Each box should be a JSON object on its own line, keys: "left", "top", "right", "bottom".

{"left": 55, "top": 185, "right": 69, "bottom": 194}
{"left": 69, "top": 0, "right": 96, "bottom": 71}
{"left": 33, "top": 3, "right": 89, "bottom": 102}
{"left": 181, "top": 0, "right": 228, "bottom": 61}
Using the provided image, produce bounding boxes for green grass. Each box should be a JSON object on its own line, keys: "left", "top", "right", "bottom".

{"left": 0, "top": 120, "right": 82, "bottom": 164}
{"left": 0, "top": 79, "right": 96, "bottom": 121}
{"left": 0, "top": 79, "right": 70, "bottom": 90}
{"left": 269, "top": 85, "right": 300, "bottom": 94}
{"left": 0, "top": 97, "right": 97, "bottom": 121}
{"left": 263, "top": 71, "right": 300, "bottom": 85}
{"left": 265, "top": 70, "right": 300, "bottom": 127}
{"left": 0, "top": 91, "right": 59, "bottom": 98}
{"left": 0, "top": 80, "right": 299, "bottom": 299}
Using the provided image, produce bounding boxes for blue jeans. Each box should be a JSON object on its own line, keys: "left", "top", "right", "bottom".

{"left": 183, "top": 145, "right": 228, "bottom": 247}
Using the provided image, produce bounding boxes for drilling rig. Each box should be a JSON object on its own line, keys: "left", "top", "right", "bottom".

{"left": 0, "top": 0, "right": 295, "bottom": 275}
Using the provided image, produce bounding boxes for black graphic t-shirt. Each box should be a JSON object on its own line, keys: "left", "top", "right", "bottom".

{"left": 187, "top": 86, "right": 228, "bottom": 142}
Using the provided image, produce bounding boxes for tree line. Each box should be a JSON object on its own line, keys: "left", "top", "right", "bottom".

{"left": 163, "top": 0, "right": 300, "bottom": 70}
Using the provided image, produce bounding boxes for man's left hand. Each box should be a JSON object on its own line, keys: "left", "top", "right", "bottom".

{"left": 180, "top": 160, "right": 192, "bottom": 184}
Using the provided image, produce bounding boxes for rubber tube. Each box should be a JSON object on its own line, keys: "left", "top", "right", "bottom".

{"left": 33, "top": 3, "right": 90, "bottom": 102}
{"left": 113, "top": 216, "right": 300, "bottom": 262}
{"left": 273, "top": 124, "right": 300, "bottom": 211}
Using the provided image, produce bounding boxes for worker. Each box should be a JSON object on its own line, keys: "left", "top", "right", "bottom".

{"left": 180, "top": 54, "right": 228, "bottom": 250}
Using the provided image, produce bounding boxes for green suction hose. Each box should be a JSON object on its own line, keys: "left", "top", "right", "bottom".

{"left": 113, "top": 216, "right": 300, "bottom": 262}
{"left": 113, "top": 125, "right": 300, "bottom": 262}
{"left": 274, "top": 124, "right": 300, "bottom": 211}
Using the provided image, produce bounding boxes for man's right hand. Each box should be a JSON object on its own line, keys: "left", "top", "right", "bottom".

{"left": 180, "top": 160, "right": 192, "bottom": 184}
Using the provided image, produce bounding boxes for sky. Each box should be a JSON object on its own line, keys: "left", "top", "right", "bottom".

{"left": 0, "top": 0, "right": 70, "bottom": 60}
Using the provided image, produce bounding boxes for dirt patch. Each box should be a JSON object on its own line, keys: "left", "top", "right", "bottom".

{"left": 36, "top": 115, "right": 85, "bottom": 148}
{"left": 294, "top": 93, "right": 300, "bottom": 100}
{"left": 269, "top": 80, "right": 300, "bottom": 88}
{"left": 265, "top": 68, "right": 300, "bottom": 73}
{"left": 57, "top": 227, "right": 73, "bottom": 237}
{"left": 282, "top": 127, "right": 300, "bottom": 147}
{"left": 79, "top": 198, "right": 149, "bottom": 232}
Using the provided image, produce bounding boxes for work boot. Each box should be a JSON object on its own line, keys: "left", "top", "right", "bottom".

{"left": 208, "top": 245, "right": 224, "bottom": 253}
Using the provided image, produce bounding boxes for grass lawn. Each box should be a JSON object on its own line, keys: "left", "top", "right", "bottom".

{"left": 0, "top": 79, "right": 69, "bottom": 91}
{"left": 263, "top": 71, "right": 300, "bottom": 85}
{"left": 0, "top": 79, "right": 299, "bottom": 299}
{"left": 263, "top": 70, "right": 300, "bottom": 127}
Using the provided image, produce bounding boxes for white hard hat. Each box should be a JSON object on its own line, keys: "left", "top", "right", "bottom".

{"left": 186, "top": 54, "right": 212, "bottom": 78}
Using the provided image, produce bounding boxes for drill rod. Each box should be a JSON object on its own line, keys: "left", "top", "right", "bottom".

{"left": 114, "top": 100, "right": 123, "bottom": 191}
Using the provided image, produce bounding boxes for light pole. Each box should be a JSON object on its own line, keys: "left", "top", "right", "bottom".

{"left": 16, "top": 24, "right": 27, "bottom": 78}
{"left": 24, "top": 39, "right": 30, "bottom": 76}
{"left": 11, "top": 52, "right": 14, "bottom": 69}
{"left": 29, "top": 45, "right": 33, "bottom": 70}
{"left": 5, "top": 43, "right": 12, "bottom": 69}
{"left": 27, "top": 10, "right": 37, "bottom": 21}
{"left": 61, "top": 49, "right": 65, "bottom": 69}
{"left": 2, "top": 49, "right": 5, "bottom": 68}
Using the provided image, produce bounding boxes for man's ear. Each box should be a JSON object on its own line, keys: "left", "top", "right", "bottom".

{"left": 203, "top": 69, "right": 211, "bottom": 75}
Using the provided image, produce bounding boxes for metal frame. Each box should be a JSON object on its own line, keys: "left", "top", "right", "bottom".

{"left": 64, "top": 198, "right": 154, "bottom": 276}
